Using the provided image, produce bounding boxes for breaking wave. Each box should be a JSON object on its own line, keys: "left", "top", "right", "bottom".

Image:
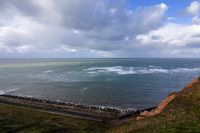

{"left": 0, "top": 88, "right": 19, "bottom": 95}
{"left": 0, "top": 90, "right": 5, "bottom": 95}
{"left": 84, "top": 66, "right": 200, "bottom": 75}
{"left": 81, "top": 87, "right": 88, "bottom": 92}
{"left": 43, "top": 70, "right": 54, "bottom": 73}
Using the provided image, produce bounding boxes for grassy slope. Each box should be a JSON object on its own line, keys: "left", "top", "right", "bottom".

{"left": 109, "top": 79, "right": 200, "bottom": 133}
{"left": 0, "top": 103, "right": 107, "bottom": 133}
{"left": 1, "top": 79, "right": 200, "bottom": 133}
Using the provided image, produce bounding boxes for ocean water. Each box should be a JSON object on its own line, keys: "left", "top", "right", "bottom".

{"left": 0, "top": 58, "right": 200, "bottom": 110}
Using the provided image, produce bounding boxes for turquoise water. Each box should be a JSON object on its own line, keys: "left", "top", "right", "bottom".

{"left": 0, "top": 58, "right": 200, "bottom": 110}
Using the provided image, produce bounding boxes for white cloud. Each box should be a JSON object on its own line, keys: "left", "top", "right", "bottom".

{"left": 167, "top": 17, "right": 176, "bottom": 20}
{"left": 186, "top": 1, "right": 200, "bottom": 16}
{"left": 192, "top": 16, "right": 200, "bottom": 24}
{"left": 136, "top": 22, "right": 200, "bottom": 57}
{"left": 1, "top": 1, "right": 200, "bottom": 58}
{"left": 136, "top": 23, "right": 200, "bottom": 46}
{"left": 57, "top": 45, "right": 77, "bottom": 53}
{"left": 16, "top": 45, "right": 35, "bottom": 53}
{"left": 72, "top": 30, "right": 80, "bottom": 34}
{"left": 109, "top": 8, "right": 117, "bottom": 15}
{"left": 0, "top": 1, "right": 169, "bottom": 57}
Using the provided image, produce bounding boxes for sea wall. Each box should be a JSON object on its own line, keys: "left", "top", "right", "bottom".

{"left": 0, "top": 94, "right": 139, "bottom": 122}
{"left": 1, "top": 77, "right": 199, "bottom": 123}
{"left": 0, "top": 94, "right": 140, "bottom": 113}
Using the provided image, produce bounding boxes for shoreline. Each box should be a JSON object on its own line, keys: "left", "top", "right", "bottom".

{"left": 0, "top": 94, "right": 156, "bottom": 124}
{"left": 0, "top": 77, "right": 199, "bottom": 124}
{"left": 136, "top": 77, "right": 200, "bottom": 120}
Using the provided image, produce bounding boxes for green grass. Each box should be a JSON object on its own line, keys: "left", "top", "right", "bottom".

{"left": 109, "top": 79, "right": 200, "bottom": 133}
{"left": 1, "top": 79, "right": 200, "bottom": 133}
{"left": 0, "top": 103, "right": 107, "bottom": 133}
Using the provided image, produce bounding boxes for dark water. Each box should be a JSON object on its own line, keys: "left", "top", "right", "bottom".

{"left": 0, "top": 58, "right": 200, "bottom": 110}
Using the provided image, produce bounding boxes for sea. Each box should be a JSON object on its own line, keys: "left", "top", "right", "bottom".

{"left": 0, "top": 58, "right": 200, "bottom": 110}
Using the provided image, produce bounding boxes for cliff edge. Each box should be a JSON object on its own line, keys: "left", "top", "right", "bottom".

{"left": 110, "top": 77, "right": 200, "bottom": 133}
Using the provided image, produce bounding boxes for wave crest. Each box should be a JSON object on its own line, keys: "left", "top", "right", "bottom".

{"left": 0, "top": 88, "right": 19, "bottom": 95}
{"left": 84, "top": 66, "right": 200, "bottom": 75}
{"left": 43, "top": 70, "right": 54, "bottom": 73}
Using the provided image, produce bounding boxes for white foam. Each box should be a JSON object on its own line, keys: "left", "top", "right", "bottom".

{"left": 43, "top": 70, "right": 54, "bottom": 73}
{"left": 148, "top": 65, "right": 161, "bottom": 68}
{"left": 171, "top": 68, "right": 200, "bottom": 73}
{"left": 0, "top": 90, "right": 5, "bottom": 95}
{"left": 6, "top": 88, "right": 19, "bottom": 93}
{"left": 84, "top": 66, "right": 200, "bottom": 75}
{"left": 81, "top": 87, "right": 88, "bottom": 91}
{"left": 0, "top": 88, "right": 19, "bottom": 95}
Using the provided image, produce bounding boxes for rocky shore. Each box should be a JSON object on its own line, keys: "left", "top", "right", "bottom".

{"left": 0, "top": 94, "right": 142, "bottom": 123}
{"left": 2, "top": 78, "right": 198, "bottom": 124}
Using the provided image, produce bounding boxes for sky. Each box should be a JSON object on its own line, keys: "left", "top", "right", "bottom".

{"left": 0, "top": 0, "right": 200, "bottom": 58}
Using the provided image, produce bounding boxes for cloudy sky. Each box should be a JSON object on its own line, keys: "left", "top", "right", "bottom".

{"left": 0, "top": 0, "right": 200, "bottom": 58}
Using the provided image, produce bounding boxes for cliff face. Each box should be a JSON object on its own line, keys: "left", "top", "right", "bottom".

{"left": 136, "top": 93, "right": 176, "bottom": 120}
{"left": 138, "top": 77, "right": 200, "bottom": 120}
{"left": 110, "top": 77, "right": 200, "bottom": 133}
